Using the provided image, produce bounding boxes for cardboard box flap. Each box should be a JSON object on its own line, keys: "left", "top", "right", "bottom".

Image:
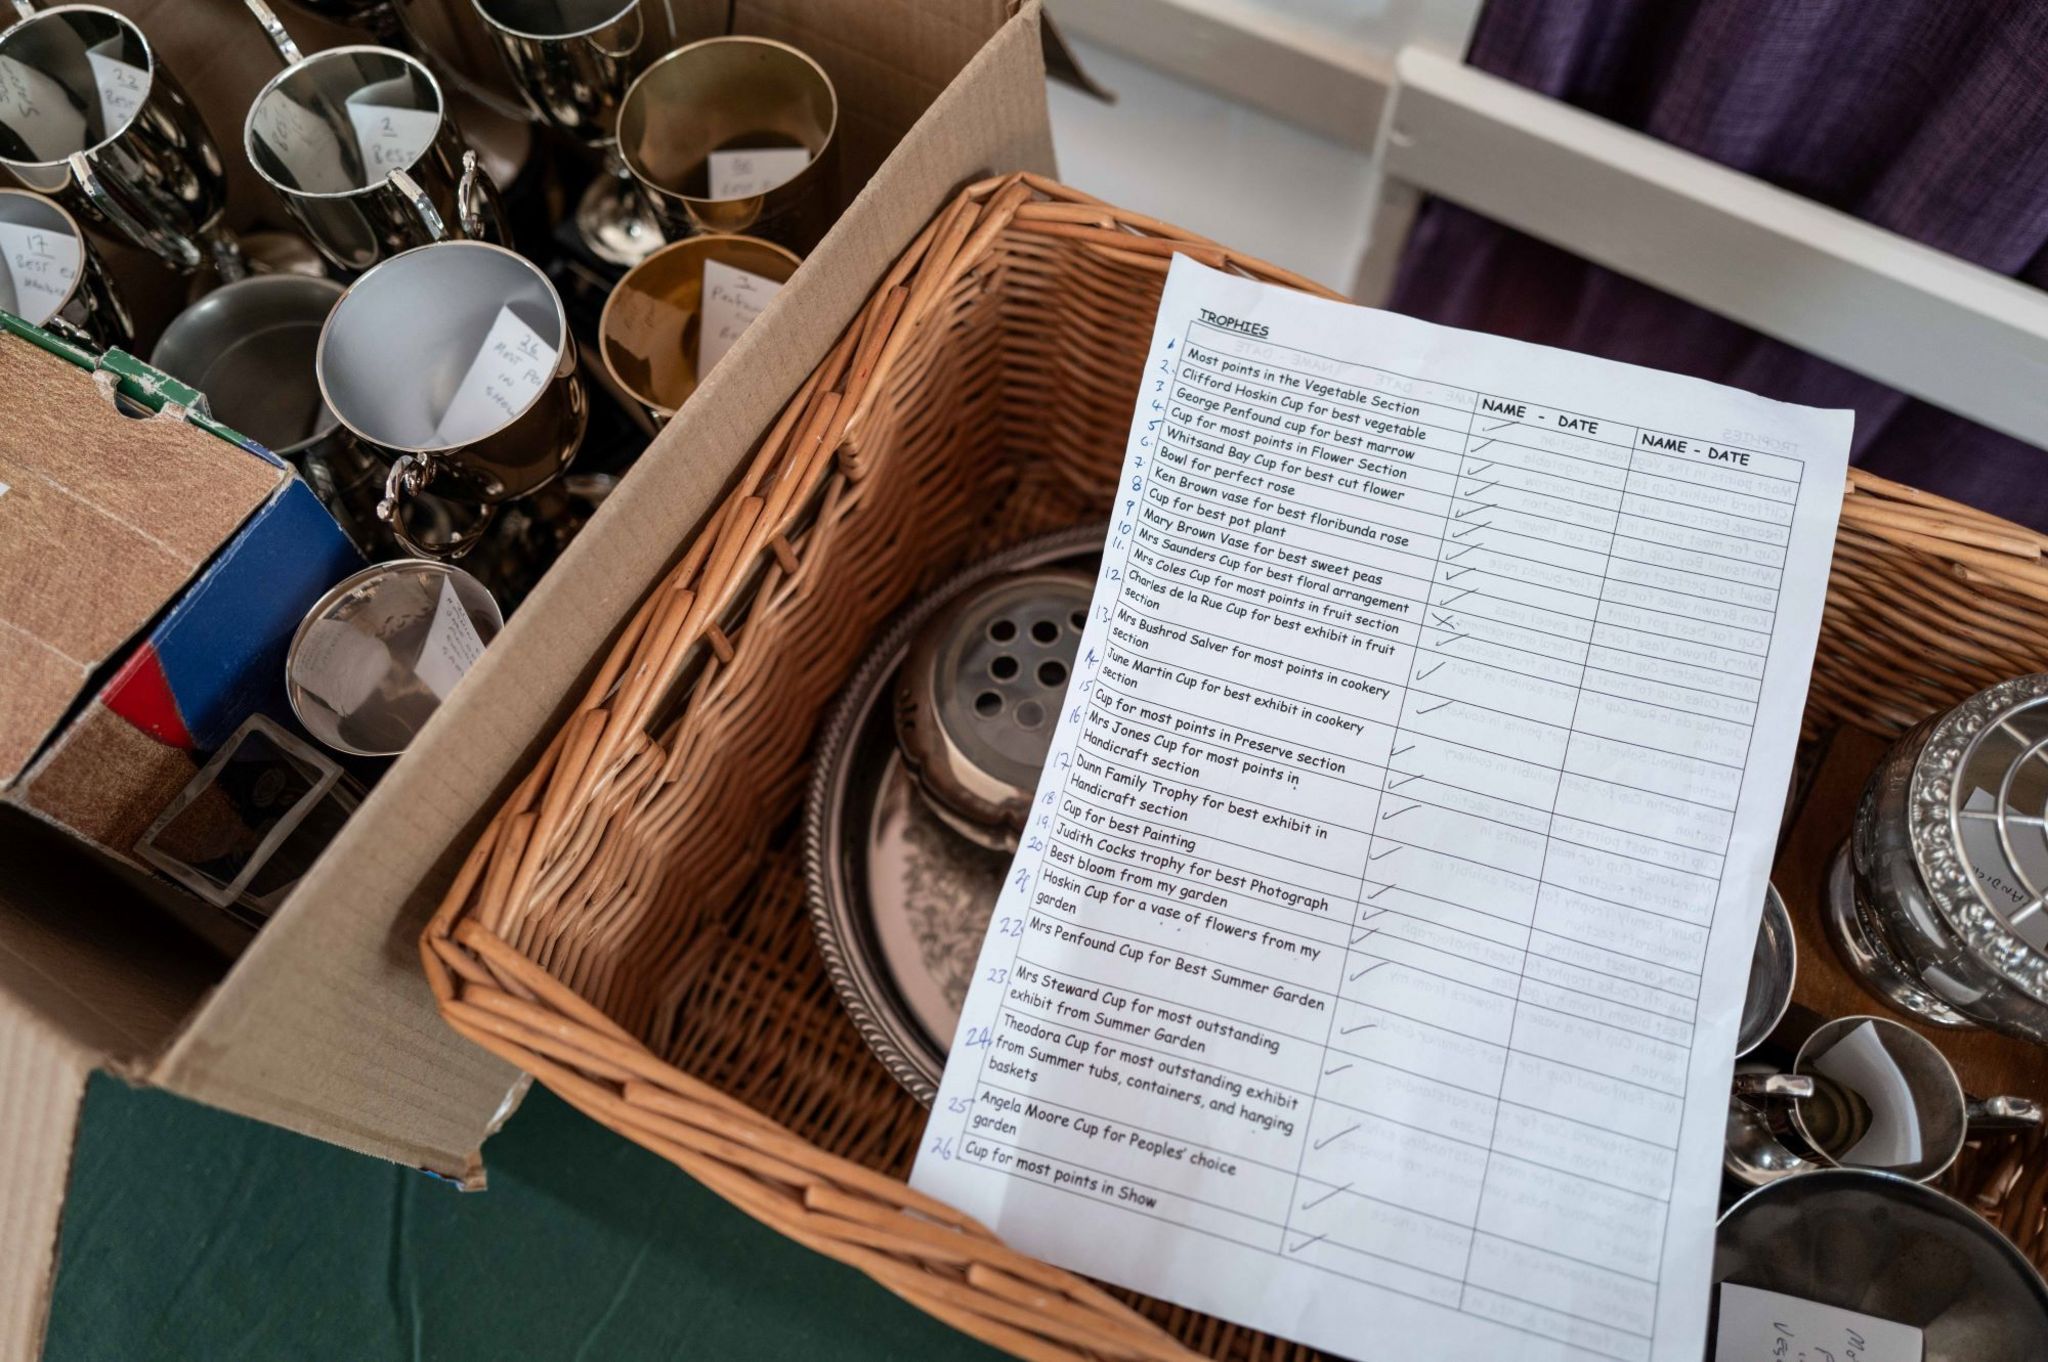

{"left": 0, "top": 812, "right": 217, "bottom": 1067}
{"left": 0, "top": 997, "right": 93, "bottom": 1362}
{"left": 145, "top": 0, "right": 1055, "bottom": 1182}
{"left": 0, "top": 330, "right": 281, "bottom": 785}
{"left": 0, "top": 806, "right": 225, "bottom": 1362}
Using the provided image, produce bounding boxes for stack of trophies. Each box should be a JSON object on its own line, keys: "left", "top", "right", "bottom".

{"left": 0, "top": 0, "right": 836, "bottom": 757}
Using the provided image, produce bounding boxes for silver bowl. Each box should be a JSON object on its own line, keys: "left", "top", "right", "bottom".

{"left": 1715, "top": 1169, "right": 2048, "bottom": 1361}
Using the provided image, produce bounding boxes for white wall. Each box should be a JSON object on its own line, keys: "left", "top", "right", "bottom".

{"left": 1047, "top": 40, "right": 1378, "bottom": 292}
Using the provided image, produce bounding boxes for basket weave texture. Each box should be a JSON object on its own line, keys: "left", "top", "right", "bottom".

{"left": 426, "top": 173, "right": 2048, "bottom": 1360}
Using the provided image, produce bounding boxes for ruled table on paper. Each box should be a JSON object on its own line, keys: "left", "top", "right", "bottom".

{"left": 911, "top": 256, "right": 1852, "bottom": 1362}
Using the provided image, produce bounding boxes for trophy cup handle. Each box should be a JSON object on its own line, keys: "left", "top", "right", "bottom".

{"left": 65, "top": 151, "right": 203, "bottom": 272}
{"left": 378, "top": 454, "right": 495, "bottom": 559}
{"left": 1966, "top": 1095, "right": 2046, "bottom": 1132}
{"left": 1730, "top": 1073, "right": 1815, "bottom": 1108}
{"left": 242, "top": 0, "right": 304, "bottom": 66}
{"left": 456, "top": 149, "right": 487, "bottom": 240}
{"left": 386, "top": 166, "right": 449, "bottom": 243}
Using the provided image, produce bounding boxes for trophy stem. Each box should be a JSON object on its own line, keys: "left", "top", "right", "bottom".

{"left": 1823, "top": 842, "right": 1977, "bottom": 1029}
{"left": 575, "top": 146, "right": 666, "bottom": 268}
{"left": 207, "top": 228, "right": 249, "bottom": 284}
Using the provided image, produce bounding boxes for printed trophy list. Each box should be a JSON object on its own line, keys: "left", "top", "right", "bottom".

{"left": 911, "top": 258, "right": 1853, "bottom": 1362}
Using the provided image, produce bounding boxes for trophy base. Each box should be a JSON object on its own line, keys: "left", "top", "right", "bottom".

{"left": 1823, "top": 842, "right": 1977, "bottom": 1029}
{"left": 576, "top": 174, "right": 665, "bottom": 268}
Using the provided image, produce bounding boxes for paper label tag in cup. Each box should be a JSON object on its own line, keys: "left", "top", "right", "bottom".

{"left": 605, "top": 286, "right": 693, "bottom": 408}
{"left": 0, "top": 55, "right": 89, "bottom": 162}
{"left": 413, "top": 575, "right": 487, "bottom": 701}
{"left": 698, "top": 258, "right": 785, "bottom": 376}
{"left": 0, "top": 220, "right": 80, "bottom": 326}
{"left": 1810, "top": 1020, "right": 1924, "bottom": 1168}
{"left": 250, "top": 91, "right": 356, "bottom": 194}
{"left": 1716, "top": 1284, "right": 1921, "bottom": 1362}
{"left": 433, "top": 304, "right": 555, "bottom": 445}
{"left": 345, "top": 100, "right": 441, "bottom": 178}
{"left": 85, "top": 42, "right": 148, "bottom": 131}
{"left": 705, "top": 146, "right": 810, "bottom": 199}
{"left": 292, "top": 617, "right": 393, "bottom": 718}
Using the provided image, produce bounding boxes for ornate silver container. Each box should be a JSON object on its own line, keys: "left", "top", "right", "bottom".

{"left": 1826, "top": 674, "right": 2048, "bottom": 1041}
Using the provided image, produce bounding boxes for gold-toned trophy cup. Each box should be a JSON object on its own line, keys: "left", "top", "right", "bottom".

{"left": 598, "top": 231, "right": 798, "bottom": 423}
{"left": 617, "top": 35, "right": 837, "bottom": 253}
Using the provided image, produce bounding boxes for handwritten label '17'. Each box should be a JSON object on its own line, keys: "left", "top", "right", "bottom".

{"left": 0, "top": 221, "right": 81, "bottom": 325}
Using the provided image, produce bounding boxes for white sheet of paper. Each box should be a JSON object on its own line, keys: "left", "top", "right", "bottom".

{"left": 911, "top": 256, "right": 1854, "bottom": 1362}
{"left": 433, "top": 305, "right": 555, "bottom": 446}
{"left": 85, "top": 43, "right": 148, "bottom": 132}
{"left": 412, "top": 575, "right": 486, "bottom": 701}
{"left": 1810, "top": 1020, "right": 1923, "bottom": 1169}
{"left": 0, "top": 220, "right": 80, "bottom": 326}
{"left": 1715, "top": 1283, "right": 1921, "bottom": 1362}
{"left": 705, "top": 146, "right": 810, "bottom": 199}
{"left": 698, "top": 258, "right": 784, "bottom": 376}
{"left": 0, "top": 55, "right": 88, "bottom": 163}
{"left": 345, "top": 90, "right": 440, "bottom": 179}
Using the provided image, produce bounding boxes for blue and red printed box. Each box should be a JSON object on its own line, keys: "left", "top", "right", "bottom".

{"left": 0, "top": 313, "right": 361, "bottom": 936}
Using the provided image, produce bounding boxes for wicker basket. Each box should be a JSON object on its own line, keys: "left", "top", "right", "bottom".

{"left": 425, "top": 173, "right": 2048, "bottom": 1360}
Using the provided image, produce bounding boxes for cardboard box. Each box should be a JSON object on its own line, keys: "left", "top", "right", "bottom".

{"left": 1, "top": 326, "right": 367, "bottom": 955}
{"left": 0, "top": 2, "right": 1055, "bottom": 1357}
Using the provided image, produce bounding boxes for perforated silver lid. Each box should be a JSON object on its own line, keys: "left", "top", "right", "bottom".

{"left": 893, "top": 569, "right": 1092, "bottom": 851}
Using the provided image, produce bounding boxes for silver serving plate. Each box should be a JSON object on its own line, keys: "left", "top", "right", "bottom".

{"left": 804, "top": 525, "right": 1105, "bottom": 1104}
{"left": 1827, "top": 676, "right": 2048, "bottom": 1040}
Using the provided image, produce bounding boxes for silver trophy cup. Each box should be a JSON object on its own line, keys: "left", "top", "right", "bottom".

{"left": 0, "top": 2, "right": 243, "bottom": 276}
{"left": 315, "top": 238, "right": 587, "bottom": 558}
{"left": 0, "top": 184, "right": 129, "bottom": 346}
{"left": 243, "top": 0, "right": 507, "bottom": 273}
{"left": 471, "top": 0, "right": 661, "bottom": 265}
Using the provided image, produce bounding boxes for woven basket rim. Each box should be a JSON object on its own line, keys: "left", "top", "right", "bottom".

{"left": 423, "top": 171, "right": 2048, "bottom": 1362}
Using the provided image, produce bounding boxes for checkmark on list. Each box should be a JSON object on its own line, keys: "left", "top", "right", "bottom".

{"left": 1301, "top": 1184, "right": 1351, "bottom": 1211}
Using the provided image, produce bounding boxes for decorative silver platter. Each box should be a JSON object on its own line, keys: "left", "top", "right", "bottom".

{"left": 804, "top": 524, "right": 1105, "bottom": 1105}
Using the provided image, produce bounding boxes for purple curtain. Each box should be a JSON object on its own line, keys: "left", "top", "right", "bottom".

{"left": 1386, "top": 0, "right": 2048, "bottom": 526}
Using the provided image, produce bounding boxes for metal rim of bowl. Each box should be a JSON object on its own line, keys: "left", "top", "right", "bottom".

{"left": 1716, "top": 1166, "right": 2048, "bottom": 1334}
